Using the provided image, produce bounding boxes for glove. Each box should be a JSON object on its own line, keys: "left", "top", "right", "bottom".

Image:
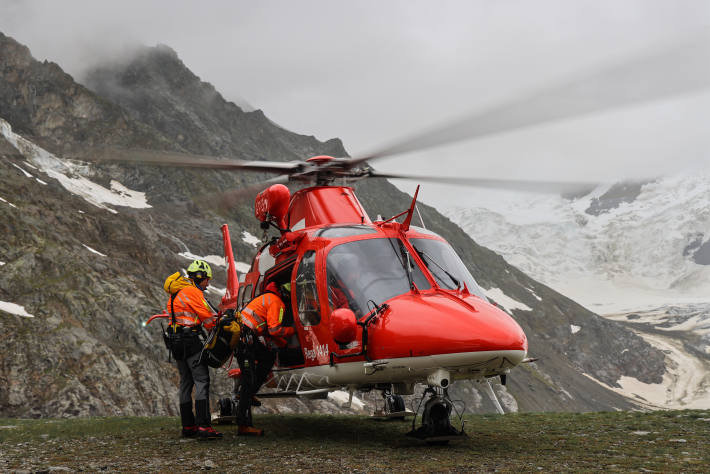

{"left": 226, "top": 308, "right": 243, "bottom": 325}
{"left": 219, "top": 315, "right": 236, "bottom": 327}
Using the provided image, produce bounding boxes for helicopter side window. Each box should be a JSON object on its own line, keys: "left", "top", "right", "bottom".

{"left": 410, "top": 238, "right": 488, "bottom": 300}
{"left": 239, "top": 284, "right": 252, "bottom": 307}
{"left": 296, "top": 250, "right": 321, "bottom": 326}
{"left": 326, "top": 238, "right": 430, "bottom": 318}
{"left": 237, "top": 285, "right": 245, "bottom": 307}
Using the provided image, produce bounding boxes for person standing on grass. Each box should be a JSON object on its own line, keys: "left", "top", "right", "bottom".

{"left": 163, "top": 260, "right": 222, "bottom": 440}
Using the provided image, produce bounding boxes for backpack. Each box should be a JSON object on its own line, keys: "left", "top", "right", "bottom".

{"left": 163, "top": 272, "right": 192, "bottom": 296}
{"left": 161, "top": 272, "right": 203, "bottom": 361}
{"left": 200, "top": 318, "right": 241, "bottom": 368}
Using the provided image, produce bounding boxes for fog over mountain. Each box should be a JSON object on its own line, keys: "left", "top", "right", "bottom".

{"left": 2, "top": 0, "right": 710, "bottom": 191}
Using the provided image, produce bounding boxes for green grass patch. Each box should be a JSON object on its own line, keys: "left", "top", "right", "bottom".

{"left": 2, "top": 410, "right": 710, "bottom": 472}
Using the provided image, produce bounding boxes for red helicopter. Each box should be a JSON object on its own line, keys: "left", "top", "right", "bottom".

{"left": 229, "top": 174, "right": 528, "bottom": 441}
{"left": 134, "top": 34, "right": 709, "bottom": 441}
{"left": 143, "top": 148, "right": 589, "bottom": 441}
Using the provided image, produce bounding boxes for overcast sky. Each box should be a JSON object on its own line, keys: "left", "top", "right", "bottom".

{"left": 2, "top": 0, "right": 710, "bottom": 208}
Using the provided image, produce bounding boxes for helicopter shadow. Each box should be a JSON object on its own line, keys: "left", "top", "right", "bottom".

{"left": 248, "top": 414, "right": 528, "bottom": 453}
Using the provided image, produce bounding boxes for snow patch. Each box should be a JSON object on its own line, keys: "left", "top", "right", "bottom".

{"left": 484, "top": 288, "right": 532, "bottom": 313}
{"left": 82, "top": 244, "right": 107, "bottom": 257}
{"left": 235, "top": 261, "right": 251, "bottom": 274}
{"left": 0, "top": 262, "right": 5, "bottom": 266}
{"left": 528, "top": 288, "right": 543, "bottom": 301}
{"left": 0, "top": 301, "right": 34, "bottom": 318}
{"left": 0, "top": 196, "right": 17, "bottom": 208}
{"left": 11, "top": 163, "right": 32, "bottom": 178}
{"left": 327, "top": 390, "right": 366, "bottom": 410}
{"left": 178, "top": 252, "right": 226, "bottom": 267}
{"left": 570, "top": 325, "right": 581, "bottom": 334}
{"left": 35, "top": 178, "right": 47, "bottom": 185}
{"left": 241, "top": 231, "right": 260, "bottom": 247}
{"left": 206, "top": 286, "right": 226, "bottom": 297}
{"left": 658, "top": 314, "right": 710, "bottom": 335}
{"left": 614, "top": 374, "right": 670, "bottom": 406}
{"left": 0, "top": 118, "right": 151, "bottom": 213}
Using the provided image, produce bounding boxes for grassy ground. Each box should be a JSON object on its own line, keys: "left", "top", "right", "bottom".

{"left": 1, "top": 410, "right": 709, "bottom": 472}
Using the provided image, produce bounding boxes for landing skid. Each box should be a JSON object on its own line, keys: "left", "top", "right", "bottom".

{"left": 371, "top": 409, "right": 415, "bottom": 420}
{"left": 213, "top": 415, "right": 237, "bottom": 425}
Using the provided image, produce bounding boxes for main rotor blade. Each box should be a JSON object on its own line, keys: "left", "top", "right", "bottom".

{"left": 346, "top": 32, "right": 710, "bottom": 166}
{"left": 368, "top": 171, "right": 598, "bottom": 194}
{"left": 81, "top": 146, "right": 302, "bottom": 174}
{"left": 210, "top": 175, "right": 291, "bottom": 211}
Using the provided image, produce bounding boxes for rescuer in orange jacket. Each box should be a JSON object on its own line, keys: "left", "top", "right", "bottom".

{"left": 164, "top": 260, "right": 222, "bottom": 441}
{"left": 236, "top": 281, "right": 294, "bottom": 436}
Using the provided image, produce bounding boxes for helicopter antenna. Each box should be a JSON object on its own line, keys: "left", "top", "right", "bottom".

{"left": 415, "top": 204, "right": 426, "bottom": 229}
{"left": 401, "top": 185, "right": 420, "bottom": 232}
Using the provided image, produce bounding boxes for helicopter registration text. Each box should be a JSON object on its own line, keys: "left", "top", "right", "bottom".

{"left": 305, "top": 343, "right": 329, "bottom": 361}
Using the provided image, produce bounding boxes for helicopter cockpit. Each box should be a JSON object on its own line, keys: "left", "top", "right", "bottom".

{"left": 325, "top": 232, "right": 487, "bottom": 318}
{"left": 326, "top": 237, "right": 429, "bottom": 317}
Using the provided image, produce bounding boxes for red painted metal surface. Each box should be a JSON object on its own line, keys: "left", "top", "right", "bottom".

{"left": 365, "top": 292, "right": 527, "bottom": 360}
{"left": 330, "top": 308, "right": 357, "bottom": 344}
{"left": 305, "top": 155, "right": 336, "bottom": 164}
{"left": 220, "top": 224, "right": 240, "bottom": 311}
{"left": 146, "top": 313, "right": 169, "bottom": 325}
{"left": 255, "top": 184, "right": 291, "bottom": 229}
{"left": 288, "top": 186, "right": 371, "bottom": 229}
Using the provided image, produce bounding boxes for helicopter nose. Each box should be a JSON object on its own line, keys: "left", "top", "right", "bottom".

{"left": 369, "top": 291, "right": 528, "bottom": 359}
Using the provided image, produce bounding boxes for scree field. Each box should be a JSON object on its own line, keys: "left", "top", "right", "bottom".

{"left": 1, "top": 411, "right": 709, "bottom": 472}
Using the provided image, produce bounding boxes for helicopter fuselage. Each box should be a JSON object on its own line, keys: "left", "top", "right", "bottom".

{"left": 230, "top": 185, "right": 528, "bottom": 393}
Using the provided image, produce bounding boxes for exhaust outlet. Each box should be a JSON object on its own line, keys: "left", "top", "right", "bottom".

{"left": 427, "top": 369, "right": 451, "bottom": 389}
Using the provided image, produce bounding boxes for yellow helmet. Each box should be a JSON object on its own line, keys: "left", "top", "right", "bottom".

{"left": 187, "top": 259, "right": 212, "bottom": 279}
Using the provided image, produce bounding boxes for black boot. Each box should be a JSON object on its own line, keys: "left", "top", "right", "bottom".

{"left": 195, "top": 399, "right": 222, "bottom": 440}
{"left": 180, "top": 402, "right": 197, "bottom": 438}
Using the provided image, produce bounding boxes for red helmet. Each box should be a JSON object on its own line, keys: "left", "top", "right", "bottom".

{"left": 264, "top": 282, "right": 279, "bottom": 294}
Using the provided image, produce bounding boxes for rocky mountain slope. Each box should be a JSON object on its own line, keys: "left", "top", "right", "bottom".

{"left": 0, "top": 32, "right": 665, "bottom": 418}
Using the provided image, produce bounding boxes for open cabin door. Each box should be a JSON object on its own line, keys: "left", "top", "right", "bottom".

{"left": 263, "top": 257, "right": 305, "bottom": 367}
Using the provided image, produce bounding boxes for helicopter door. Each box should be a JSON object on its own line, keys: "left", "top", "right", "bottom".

{"left": 263, "top": 263, "right": 304, "bottom": 367}
{"left": 295, "top": 250, "right": 321, "bottom": 327}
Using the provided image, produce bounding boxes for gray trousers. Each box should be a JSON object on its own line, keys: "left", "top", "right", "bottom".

{"left": 177, "top": 350, "right": 210, "bottom": 403}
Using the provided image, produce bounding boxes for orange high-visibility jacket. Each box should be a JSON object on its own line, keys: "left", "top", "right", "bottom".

{"left": 240, "top": 292, "right": 294, "bottom": 346}
{"left": 166, "top": 285, "right": 217, "bottom": 330}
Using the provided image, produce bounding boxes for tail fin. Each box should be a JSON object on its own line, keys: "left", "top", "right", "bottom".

{"left": 220, "top": 224, "right": 239, "bottom": 311}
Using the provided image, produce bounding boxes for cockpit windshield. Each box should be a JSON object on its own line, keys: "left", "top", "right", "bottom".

{"left": 326, "top": 238, "right": 430, "bottom": 318}
{"left": 410, "top": 238, "right": 488, "bottom": 300}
